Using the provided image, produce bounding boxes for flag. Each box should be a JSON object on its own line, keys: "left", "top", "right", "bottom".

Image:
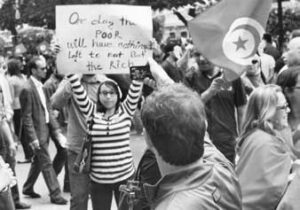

{"left": 188, "top": 0, "right": 272, "bottom": 81}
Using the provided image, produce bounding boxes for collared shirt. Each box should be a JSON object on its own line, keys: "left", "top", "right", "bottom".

{"left": 31, "top": 76, "right": 49, "bottom": 123}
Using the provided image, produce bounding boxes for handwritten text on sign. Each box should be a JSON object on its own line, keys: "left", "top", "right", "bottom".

{"left": 56, "top": 5, "right": 153, "bottom": 74}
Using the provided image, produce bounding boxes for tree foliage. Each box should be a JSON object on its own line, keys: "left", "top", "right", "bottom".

{"left": 267, "top": 7, "right": 300, "bottom": 36}
{"left": 0, "top": 0, "right": 200, "bottom": 30}
{"left": 2, "top": 0, "right": 300, "bottom": 50}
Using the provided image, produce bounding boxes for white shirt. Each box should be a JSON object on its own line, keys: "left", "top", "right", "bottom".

{"left": 31, "top": 76, "right": 49, "bottom": 123}
{"left": 260, "top": 53, "right": 275, "bottom": 83}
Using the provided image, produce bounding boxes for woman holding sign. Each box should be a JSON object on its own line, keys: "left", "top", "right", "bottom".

{"left": 66, "top": 58, "right": 169, "bottom": 210}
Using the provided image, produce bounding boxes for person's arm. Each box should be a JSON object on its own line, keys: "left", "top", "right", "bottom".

{"left": 0, "top": 161, "right": 16, "bottom": 192}
{"left": 176, "top": 48, "right": 191, "bottom": 71}
{"left": 147, "top": 57, "right": 174, "bottom": 88}
{"left": 233, "top": 78, "right": 247, "bottom": 133}
{"left": 126, "top": 58, "right": 174, "bottom": 117}
{"left": 122, "top": 80, "right": 143, "bottom": 117}
{"left": 201, "top": 77, "right": 224, "bottom": 103}
{"left": 44, "top": 86, "right": 66, "bottom": 147}
{"left": 66, "top": 74, "right": 96, "bottom": 119}
{"left": 267, "top": 57, "right": 276, "bottom": 83}
{"left": 0, "top": 121, "right": 16, "bottom": 157}
{"left": 0, "top": 78, "right": 13, "bottom": 122}
{"left": 236, "top": 105, "right": 245, "bottom": 134}
{"left": 51, "top": 79, "right": 72, "bottom": 110}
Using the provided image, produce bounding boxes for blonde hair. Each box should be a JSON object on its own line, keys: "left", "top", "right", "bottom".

{"left": 239, "top": 84, "right": 282, "bottom": 142}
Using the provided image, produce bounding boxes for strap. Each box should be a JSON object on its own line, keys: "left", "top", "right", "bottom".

{"left": 134, "top": 149, "right": 151, "bottom": 181}
{"left": 86, "top": 114, "right": 94, "bottom": 142}
{"left": 87, "top": 114, "right": 94, "bottom": 132}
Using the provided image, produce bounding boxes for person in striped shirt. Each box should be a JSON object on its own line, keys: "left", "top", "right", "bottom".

{"left": 66, "top": 72, "right": 144, "bottom": 210}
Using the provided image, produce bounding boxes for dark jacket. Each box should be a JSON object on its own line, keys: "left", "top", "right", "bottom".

{"left": 20, "top": 77, "right": 59, "bottom": 144}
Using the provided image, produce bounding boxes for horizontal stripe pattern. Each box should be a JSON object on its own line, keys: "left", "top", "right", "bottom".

{"left": 68, "top": 75, "right": 143, "bottom": 184}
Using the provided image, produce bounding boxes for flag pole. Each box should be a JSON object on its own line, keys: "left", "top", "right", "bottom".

{"left": 277, "top": 0, "right": 284, "bottom": 52}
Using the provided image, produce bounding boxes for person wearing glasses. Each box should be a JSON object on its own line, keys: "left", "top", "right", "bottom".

{"left": 19, "top": 55, "right": 67, "bottom": 205}
{"left": 184, "top": 54, "right": 247, "bottom": 164}
{"left": 236, "top": 85, "right": 296, "bottom": 210}
{"left": 65, "top": 58, "right": 167, "bottom": 210}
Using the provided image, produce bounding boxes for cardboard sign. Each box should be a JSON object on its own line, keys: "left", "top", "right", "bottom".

{"left": 56, "top": 5, "right": 153, "bottom": 74}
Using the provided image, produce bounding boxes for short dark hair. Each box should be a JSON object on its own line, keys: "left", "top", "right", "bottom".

{"left": 7, "top": 59, "right": 22, "bottom": 76}
{"left": 26, "top": 56, "right": 41, "bottom": 76}
{"left": 96, "top": 80, "right": 121, "bottom": 113}
{"left": 141, "top": 83, "right": 206, "bottom": 166}
{"left": 277, "top": 66, "right": 300, "bottom": 90}
{"left": 263, "top": 33, "right": 272, "bottom": 43}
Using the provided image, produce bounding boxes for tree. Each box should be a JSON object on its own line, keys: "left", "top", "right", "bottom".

{"left": 0, "top": 0, "right": 17, "bottom": 35}
{"left": 0, "top": 0, "right": 200, "bottom": 30}
{"left": 267, "top": 7, "right": 300, "bottom": 42}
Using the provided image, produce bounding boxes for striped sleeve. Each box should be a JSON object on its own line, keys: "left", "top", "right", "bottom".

{"left": 67, "top": 74, "right": 95, "bottom": 118}
{"left": 122, "top": 80, "right": 143, "bottom": 117}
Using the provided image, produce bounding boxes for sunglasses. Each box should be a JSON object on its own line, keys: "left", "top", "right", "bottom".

{"left": 251, "top": 59, "right": 259, "bottom": 64}
{"left": 40, "top": 67, "right": 47, "bottom": 71}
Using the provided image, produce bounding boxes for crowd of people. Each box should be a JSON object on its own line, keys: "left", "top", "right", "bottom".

{"left": 0, "top": 16, "right": 300, "bottom": 210}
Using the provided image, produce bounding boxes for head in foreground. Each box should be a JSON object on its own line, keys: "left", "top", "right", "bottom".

{"left": 141, "top": 83, "right": 206, "bottom": 166}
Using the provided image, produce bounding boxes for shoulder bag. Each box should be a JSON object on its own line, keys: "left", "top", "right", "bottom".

{"left": 73, "top": 116, "right": 94, "bottom": 174}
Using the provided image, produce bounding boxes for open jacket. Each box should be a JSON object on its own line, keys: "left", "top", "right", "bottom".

{"left": 20, "top": 77, "right": 59, "bottom": 144}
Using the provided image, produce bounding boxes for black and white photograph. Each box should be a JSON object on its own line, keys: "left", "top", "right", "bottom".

{"left": 0, "top": 0, "right": 300, "bottom": 209}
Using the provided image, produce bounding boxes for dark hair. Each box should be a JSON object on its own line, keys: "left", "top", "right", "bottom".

{"left": 277, "top": 66, "right": 300, "bottom": 90}
{"left": 7, "top": 59, "right": 22, "bottom": 76}
{"left": 96, "top": 80, "right": 121, "bottom": 113}
{"left": 141, "top": 83, "right": 206, "bottom": 166}
{"left": 26, "top": 56, "right": 41, "bottom": 76}
{"left": 263, "top": 33, "right": 272, "bottom": 43}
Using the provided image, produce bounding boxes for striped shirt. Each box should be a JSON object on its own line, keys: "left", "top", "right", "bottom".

{"left": 68, "top": 75, "right": 143, "bottom": 184}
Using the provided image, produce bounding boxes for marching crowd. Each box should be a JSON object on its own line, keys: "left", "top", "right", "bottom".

{"left": 0, "top": 28, "right": 300, "bottom": 210}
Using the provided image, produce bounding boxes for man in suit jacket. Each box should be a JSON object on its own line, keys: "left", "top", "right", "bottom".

{"left": 19, "top": 55, "right": 67, "bottom": 205}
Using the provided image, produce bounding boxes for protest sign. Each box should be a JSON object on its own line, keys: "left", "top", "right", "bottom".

{"left": 56, "top": 5, "right": 153, "bottom": 74}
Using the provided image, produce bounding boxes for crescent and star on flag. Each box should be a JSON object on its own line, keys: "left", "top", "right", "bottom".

{"left": 222, "top": 17, "right": 265, "bottom": 66}
{"left": 187, "top": 0, "right": 272, "bottom": 80}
